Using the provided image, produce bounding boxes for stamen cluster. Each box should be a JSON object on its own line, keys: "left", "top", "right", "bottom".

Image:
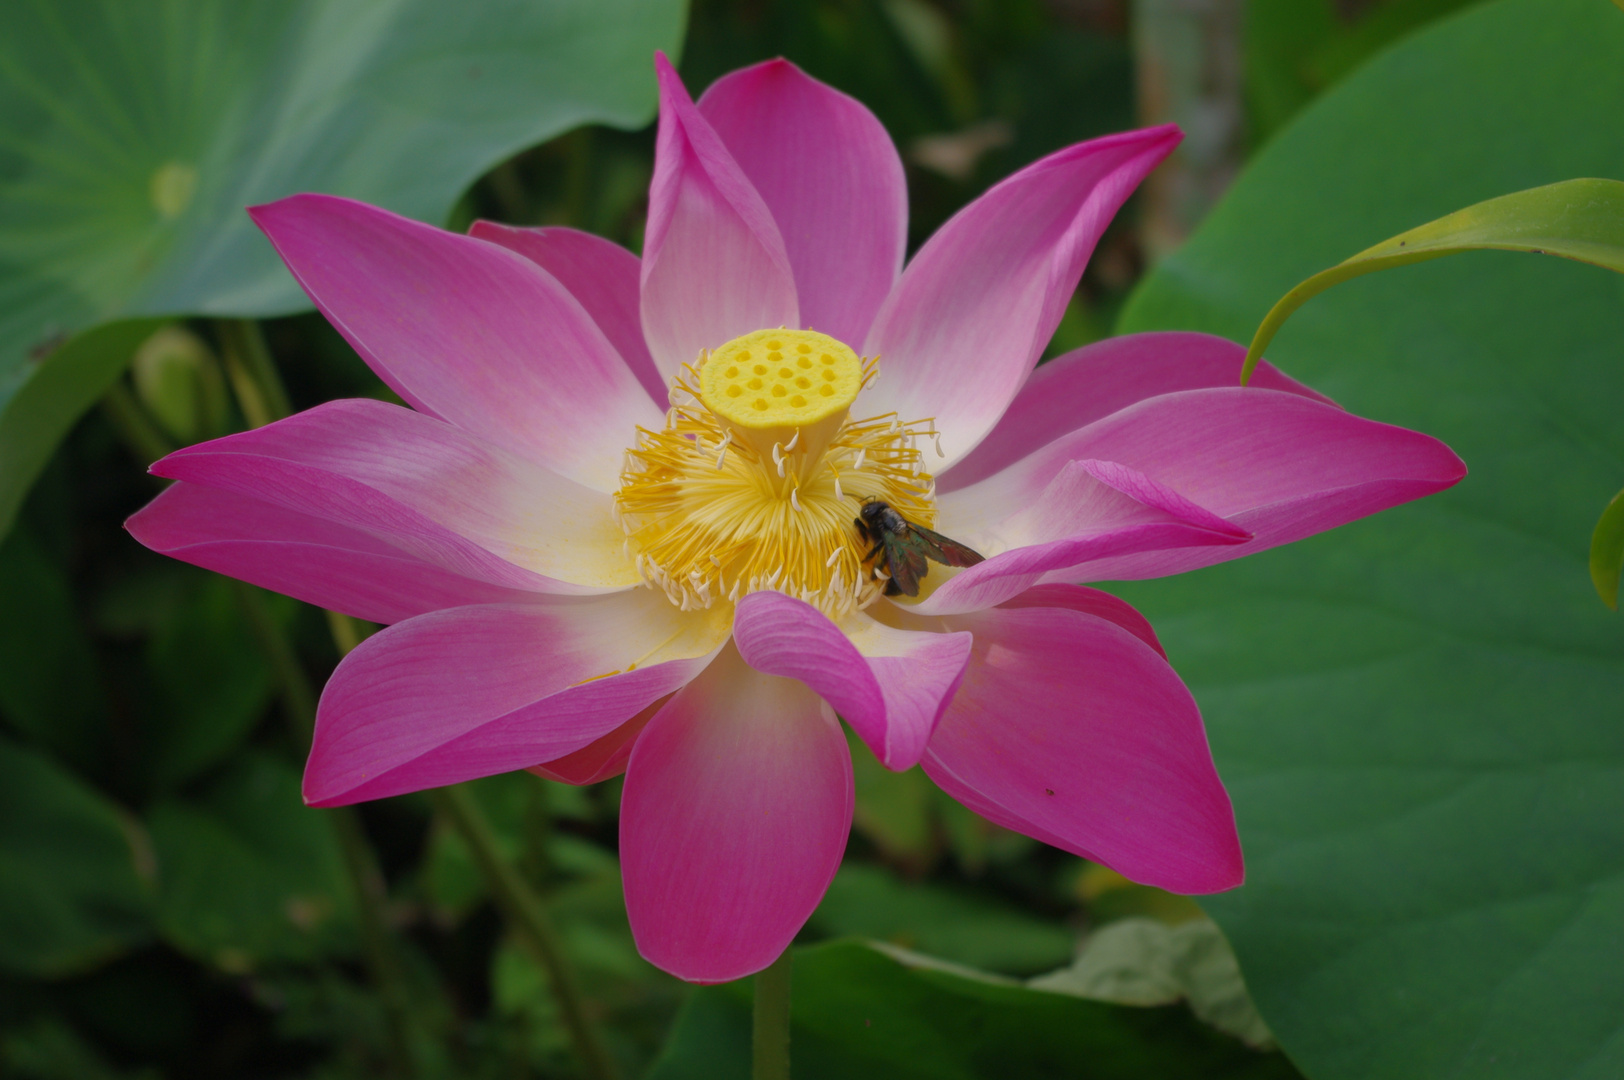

{"left": 614, "top": 348, "right": 938, "bottom": 617}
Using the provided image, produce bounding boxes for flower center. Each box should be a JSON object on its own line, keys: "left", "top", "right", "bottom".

{"left": 615, "top": 329, "right": 939, "bottom": 616}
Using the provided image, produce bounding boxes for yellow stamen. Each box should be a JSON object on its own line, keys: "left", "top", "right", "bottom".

{"left": 615, "top": 329, "right": 936, "bottom": 617}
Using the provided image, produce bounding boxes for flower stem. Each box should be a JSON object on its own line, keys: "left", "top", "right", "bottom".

{"left": 428, "top": 784, "right": 618, "bottom": 1080}
{"left": 231, "top": 581, "right": 423, "bottom": 1077}
{"left": 215, "top": 318, "right": 293, "bottom": 428}
{"left": 99, "top": 381, "right": 175, "bottom": 465}
{"left": 214, "top": 324, "right": 427, "bottom": 1073}
{"left": 218, "top": 319, "right": 609, "bottom": 1077}
{"left": 325, "top": 608, "right": 372, "bottom": 654}
{"left": 752, "top": 948, "right": 793, "bottom": 1080}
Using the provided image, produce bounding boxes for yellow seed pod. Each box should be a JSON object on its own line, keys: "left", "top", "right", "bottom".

{"left": 699, "top": 329, "right": 861, "bottom": 430}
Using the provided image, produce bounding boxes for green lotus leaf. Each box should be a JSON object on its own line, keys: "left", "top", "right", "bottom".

{"left": 647, "top": 940, "right": 1300, "bottom": 1080}
{"left": 0, "top": 735, "right": 153, "bottom": 976}
{"left": 1117, "top": 0, "right": 1624, "bottom": 1076}
{"left": 1592, "top": 486, "right": 1624, "bottom": 609}
{"left": 1240, "top": 178, "right": 1624, "bottom": 383}
{"left": 0, "top": 0, "right": 686, "bottom": 536}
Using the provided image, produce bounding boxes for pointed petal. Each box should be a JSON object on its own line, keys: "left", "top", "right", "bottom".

{"left": 733, "top": 591, "right": 970, "bottom": 771}
{"left": 923, "top": 601, "right": 1243, "bottom": 894}
{"left": 249, "top": 194, "right": 660, "bottom": 490}
{"left": 862, "top": 127, "right": 1180, "bottom": 470}
{"left": 468, "top": 222, "right": 667, "bottom": 406}
{"left": 149, "top": 399, "right": 635, "bottom": 593}
{"left": 527, "top": 696, "right": 665, "bottom": 785}
{"left": 640, "top": 54, "right": 800, "bottom": 380}
{"left": 127, "top": 482, "right": 537, "bottom": 624}
{"left": 698, "top": 58, "right": 906, "bottom": 347}
{"left": 961, "top": 387, "right": 1467, "bottom": 584}
{"left": 941, "top": 332, "right": 1335, "bottom": 490}
{"left": 913, "top": 458, "right": 1249, "bottom": 614}
{"left": 621, "top": 645, "right": 852, "bottom": 983}
{"left": 303, "top": 595, "right": 731, "bottom": 806}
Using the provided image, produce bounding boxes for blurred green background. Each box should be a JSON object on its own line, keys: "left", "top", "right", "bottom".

{"left": 4, "top": 1, "right": 1618, "bottom": 1078}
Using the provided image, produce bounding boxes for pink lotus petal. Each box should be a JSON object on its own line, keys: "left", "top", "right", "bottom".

{"left": 150, "top": 399, "right": 635, "bottom": 594}
{"left": 912, "top": 459, "right": 1249, "bottom": 615}
{"left": 249, "top": 194, "right": 661, "bottom": 491}
{"left": 698, "top": 58, "right": 906, "bottom": 348}
{"left": 304, "top": 594, "right": 731, "bottom": 806}
{"left": 127, "top": 482, "right": 537, "bottom": 624}
{"left": 957, "top": 386, "right": 1467, "bottom": 583}
{"left": 922, "top": 601, "right": 1243, "bottom": 894}
{"left": 641, "top": 54, "right": 799, "bottom": 380}
{"left": 862, "top": 127, "right": 1179, "bottom": 471}
{"left": 468, "top": 222, "right": 667, "bottom": 406}
{"left": 924, "top": 760, "right": 1081, "bottom": 854}
{"left": 621, "top": 645, "right": 852, "bottom": 982}
{"left": 942, "top": 332, "right": 1336, "bottom": 490}
{"left": 997, "top": 583, "right": 1165, "bottom": 658}
{"left": 527, "top": 695, "right": 666, "bottom": 785}
{"left": 733, "top": 590, "right": 971, "bottom": 771}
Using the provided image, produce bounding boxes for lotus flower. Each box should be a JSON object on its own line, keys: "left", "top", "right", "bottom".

{"left": 128, "top": 55, "right": 1465, "bottom": 983}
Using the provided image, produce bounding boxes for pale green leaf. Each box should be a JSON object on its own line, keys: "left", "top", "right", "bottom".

{"left": 1590, "top": 486, "right": 1624, "bottom": 609}
{"left": 1029, "top": 918, "right": 1274, "bottom": 1050}
{"left": 1242, "top": 178, "right": 1624, "bottom": 382}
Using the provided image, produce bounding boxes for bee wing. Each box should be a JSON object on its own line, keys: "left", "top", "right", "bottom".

{"left": 883, "top": 532, "right": 932, "bottom": 596}
{"left": 911, "top": 524, "right": 986, "bottom": 568}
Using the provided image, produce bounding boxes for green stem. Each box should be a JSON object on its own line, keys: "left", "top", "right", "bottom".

{"left": 216, "top": 318, "right": 293, "bottom": 427}
{"left": 231, "top": 581, "right": 421, "bottom": 1078}
{"left": 326, "top": 608, "right": 375, "bottom": 655}
{"left": 753, "top": 949, "right": 793, "bottom": 1080}
{"left": 429, "top": 784, "right": 617, "bottom": 1080}
{"left": 214, "top": 320, "right": 428, "bottom": 1073}
{"left": 519, "top": 777, "right": 553, "bottom": 886}
{"left": 219, "top": 315, "right": 602, "bottom": 1078}
{"left": 233, "top": 582, "right": 315, "bottom": 738}
{"left": 99, "top": 381, "right": 176, "bottom": 465}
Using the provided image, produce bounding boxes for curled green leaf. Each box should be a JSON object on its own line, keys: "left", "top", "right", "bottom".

{"left": 1240, "top": 177, "right": 1624, "bottom": 383}
{"left": 1591, "top": 486, "right": 1624, "bottom": 611}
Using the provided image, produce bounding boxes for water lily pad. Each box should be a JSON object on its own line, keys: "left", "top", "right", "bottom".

{"left": 1117, "top": 0, "right": 1624, "bottom": 1076}
{"left": 0, "top": 0, "right": 685, "bottom": 535}
{"left": 647, "top": 940, "right": 1300, "bottom": 1080}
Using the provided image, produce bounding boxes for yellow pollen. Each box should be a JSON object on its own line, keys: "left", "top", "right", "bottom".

{"left": 615, "top": 330, "right": 937, "bottom": 617}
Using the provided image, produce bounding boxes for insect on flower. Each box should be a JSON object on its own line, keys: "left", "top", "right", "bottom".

{"left": 127, "top": 52, "right": 1466, "bottom": 984}
{"left": 855, "top": 498, "right": 984, "bottom": 596}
